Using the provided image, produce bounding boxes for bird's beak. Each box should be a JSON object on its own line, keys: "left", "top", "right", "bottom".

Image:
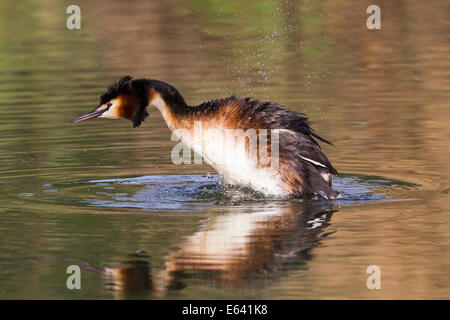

{"left": 71, "top": 107, "right": 107, "bottom": 123}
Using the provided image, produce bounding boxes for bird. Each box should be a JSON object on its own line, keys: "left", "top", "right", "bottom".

{"left": 72, "top": 76, "right": 338, "bottom": 199}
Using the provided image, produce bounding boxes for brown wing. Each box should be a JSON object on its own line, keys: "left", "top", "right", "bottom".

{"left": 277, "top": 130, "right": 338, "bottom": 199}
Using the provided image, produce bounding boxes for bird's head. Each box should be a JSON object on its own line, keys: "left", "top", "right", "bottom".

{"left": 71, "top": 76, "right": 150, "bottom": 128}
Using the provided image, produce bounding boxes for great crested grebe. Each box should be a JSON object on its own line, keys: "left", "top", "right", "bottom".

{"left": 72, "top": 76, "right": 338, "bottom": 199}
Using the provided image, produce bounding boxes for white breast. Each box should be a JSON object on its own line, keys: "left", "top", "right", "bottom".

{"left": 150, "top": 95, "right": 288, "bottom": 197}
{"left": 174, "top": 125, "right": 287, "bottom": 197}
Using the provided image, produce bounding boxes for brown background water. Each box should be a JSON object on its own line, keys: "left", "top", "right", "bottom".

{"left": 0, "top": 0, "right": 449, "bottom": 299}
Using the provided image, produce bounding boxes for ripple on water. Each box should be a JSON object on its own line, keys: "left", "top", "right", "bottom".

{"left": 52, "top": 174, "right": 417, "bottom": 212}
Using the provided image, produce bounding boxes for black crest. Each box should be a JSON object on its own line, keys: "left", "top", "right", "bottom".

{"left": 99, "top": 75, "right": 133, "bottom": 105}
{"left": 100, "top": 76, "right": 150, "bottom": 128}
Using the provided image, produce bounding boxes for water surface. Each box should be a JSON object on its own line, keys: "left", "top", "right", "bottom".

{"left": 0, "top": 0, "right": 449, "bottom": 299}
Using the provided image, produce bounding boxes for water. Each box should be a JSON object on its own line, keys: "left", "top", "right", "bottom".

{"left": 0, "top": 0, "right": 449, "bottom": 299}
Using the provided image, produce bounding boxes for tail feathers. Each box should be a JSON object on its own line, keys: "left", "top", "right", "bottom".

{"left": 307, "top": 166, "right": 338, "bottom": 200}
{"left": 285, "top": 162, "right": 338, "bottom": 200}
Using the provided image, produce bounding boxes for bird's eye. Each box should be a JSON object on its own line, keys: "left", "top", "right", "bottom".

{"left": 107, "top": 103, "right": 112, "bottom": 107}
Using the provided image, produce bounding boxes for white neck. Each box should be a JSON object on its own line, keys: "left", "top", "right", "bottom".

{"left": 148, "top": 93, "right": 176, "bottom": 130}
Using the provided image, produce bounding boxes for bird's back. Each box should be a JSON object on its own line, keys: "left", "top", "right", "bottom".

{"left": 177, "top": 96, "right": 338, "bottom": 199}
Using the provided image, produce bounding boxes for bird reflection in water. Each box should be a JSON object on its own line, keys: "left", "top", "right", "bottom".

{"left": 98, "top": 201, "right": 339, "bottom": 298}
{"left": 94, "top": 251, "right": 153, "bottom": 299}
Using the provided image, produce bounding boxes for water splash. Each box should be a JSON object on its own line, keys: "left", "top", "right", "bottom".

{"left": 53, "top": 174, "right": 416, "bottom": 212}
